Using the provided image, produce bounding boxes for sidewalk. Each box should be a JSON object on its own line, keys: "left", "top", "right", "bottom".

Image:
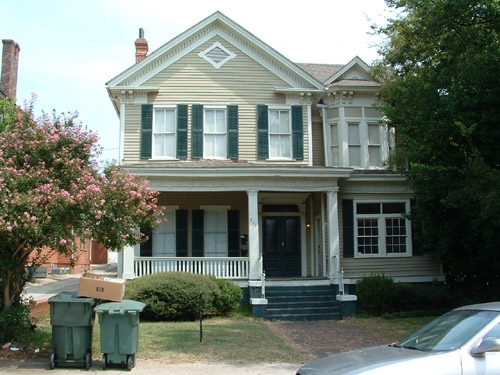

{"left": 0, "top": 358, "right": 300, "bottom": 374}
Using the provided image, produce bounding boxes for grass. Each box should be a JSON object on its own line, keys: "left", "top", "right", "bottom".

{"left": 23, "top": 310, "right": 436, "bottom": 364}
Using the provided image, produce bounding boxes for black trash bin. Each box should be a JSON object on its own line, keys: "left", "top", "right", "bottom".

{"left": 94, "top": 300, "right": 146, "bottom": 371}
{"left": 48, "top": 291, "right": 95, "bottom": 370}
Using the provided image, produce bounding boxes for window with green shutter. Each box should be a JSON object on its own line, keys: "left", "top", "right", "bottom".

{"left": 191, "top": 105, "right": 204, "bottom": 159}
{"left": 140, "top": 104, "right": 153, "bottom": 159}
{"left": 292, "top": 105, "right": 304, "bottom": 160}
{"left": 177, "top": 104, "right": 188, "bottom": 159}
{"left": 227, "top": 105, "right": 239, "bottom": 159}
{"left": 257, "top": 105, "right": 269, "bottom": 159}
{"left": 192, "top": 209, "right": 204, "bottom": 257}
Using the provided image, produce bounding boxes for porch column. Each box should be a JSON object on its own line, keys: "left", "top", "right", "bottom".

{"left": 247, "top": 190, "right": 261, "bottom": 280}
{"left": 121, "top": 244, "right": 136, "bottom": 279}
{"left": 327, "top": 188, "right": 340, "bottom": 280}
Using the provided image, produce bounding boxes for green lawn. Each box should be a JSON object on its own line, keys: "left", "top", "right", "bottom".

{"left": 29, "top": 313, "right": 435, "bottom": 363}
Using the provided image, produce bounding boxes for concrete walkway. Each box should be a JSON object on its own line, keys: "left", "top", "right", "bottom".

{"left": 0, "top": 359, "right": 301, "bottom": 374}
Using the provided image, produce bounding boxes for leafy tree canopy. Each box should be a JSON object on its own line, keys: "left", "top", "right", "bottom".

{"left": 0, "top": 97, "right": 163, "bottom": 320}
{"left": 373, "top": 0, "right": 500, "bottom": 299}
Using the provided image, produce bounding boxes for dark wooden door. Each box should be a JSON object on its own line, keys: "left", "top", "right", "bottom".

{"left": 263, "top": 216, "right": 301, "bottom": 277}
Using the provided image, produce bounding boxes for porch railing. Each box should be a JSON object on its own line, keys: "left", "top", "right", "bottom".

{"left": 134, "top": 257, "right": 250, "bottom": 279}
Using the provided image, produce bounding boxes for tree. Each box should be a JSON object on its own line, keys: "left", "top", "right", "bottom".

{"left": 373, "top": 0, "right": 500, "bottom": 299}
{"left": 0, "top": 97, "right": 163, "bottom": 338}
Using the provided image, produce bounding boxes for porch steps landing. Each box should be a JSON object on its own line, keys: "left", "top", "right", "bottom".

{"left": 265, "top": 285, "right": 342, "bottom": 321}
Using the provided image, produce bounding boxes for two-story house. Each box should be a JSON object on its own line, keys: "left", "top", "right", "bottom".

{"left": 106, "top": 12, "right": 443, "bottom": 319}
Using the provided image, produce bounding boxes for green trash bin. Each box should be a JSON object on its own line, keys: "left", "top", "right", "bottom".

{"left": 48, "top": 291, "right": 95, "bottom": 370}
{"left": 94, "top": 300, "right": 146, "bottom": 371}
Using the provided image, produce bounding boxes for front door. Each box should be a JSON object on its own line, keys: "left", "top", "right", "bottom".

{"left": 263, "top": 216, "right": 301, "bottom": 277}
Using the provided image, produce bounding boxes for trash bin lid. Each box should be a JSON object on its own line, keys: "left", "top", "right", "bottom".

{"left": 48, "top": 291, "right": 96, "bottom": 305}
{"left": 94, "top": 299, "right": 146, "bottom": 315}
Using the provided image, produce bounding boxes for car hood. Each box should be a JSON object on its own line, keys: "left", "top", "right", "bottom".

{"left": 296, "top": 345, "right": 461, "bottom": 375}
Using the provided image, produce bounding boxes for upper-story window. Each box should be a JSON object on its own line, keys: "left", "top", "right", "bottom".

{"left": 269, "top": 108, "right": 292, "bottom": 160}
{"left": 257, "top": 105, "right": 304, "bottom": 161}
{"left": 204, "top": 106, "right": 227, "bottom": 159}
{"left": 153, "top": 107, "right": 177, "bottom": 159}
{"left": 328, "top": 108, "right": 391, "bottom": 168}
{"left": 192, "top": 104, "right": 238, "bottom": 160}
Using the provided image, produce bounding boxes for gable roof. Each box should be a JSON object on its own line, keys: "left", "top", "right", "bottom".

{"left": 324, "top": 56, "right": 380, "bottom": 89}
{"left": 107, "top": 11, "right": 325, "bottom": 92}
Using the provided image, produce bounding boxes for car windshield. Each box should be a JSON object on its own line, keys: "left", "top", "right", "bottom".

{"left": 396, "top": 310, "right": 498, "bottom": 352}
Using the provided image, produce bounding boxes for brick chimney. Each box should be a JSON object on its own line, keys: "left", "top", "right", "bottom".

{"left": 135, "top": 28, "right": 148, "bottom": 63}
{"left": 1, "top": 39, "right": 20, "bottom": 99}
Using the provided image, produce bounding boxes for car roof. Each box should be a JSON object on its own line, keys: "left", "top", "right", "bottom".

{"left": 455, "top": 302, "right": 500, "bottom": 312}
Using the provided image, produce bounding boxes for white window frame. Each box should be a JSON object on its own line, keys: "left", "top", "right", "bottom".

{"left": 354, "top": 200, "right": 412, "bottom": 258}
{"left": 152, "top": 206, "right": 178, "bottom": 257}
{"left": 268, "top": 106, "right": 293, "bottom": 160}
{"left": 203, "top": 105, "right": 227, "bottom": 160}
{"left": 152, "top": 105, "right": 177, "bottom": 160}
{"left": 327, "top": 108, "right": 391, "bottom": 168}
{"left": 200, "top": 205, "right": 230, "bottom": 257}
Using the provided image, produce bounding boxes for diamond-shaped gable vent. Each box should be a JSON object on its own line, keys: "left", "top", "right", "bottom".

{"left": 199, "top": 42, "right": 236, "bottom": 69}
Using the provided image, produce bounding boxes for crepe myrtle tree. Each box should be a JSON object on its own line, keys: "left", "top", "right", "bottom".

{"left": 0, "top": 96, "right": 163, "bottom": 315}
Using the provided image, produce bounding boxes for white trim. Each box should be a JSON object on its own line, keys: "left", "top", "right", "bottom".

{"left": 200, "top": 205, "right": 231, "bottom": 211}
{"left": 198, "top": 41, "right": 236, "bottom": 69}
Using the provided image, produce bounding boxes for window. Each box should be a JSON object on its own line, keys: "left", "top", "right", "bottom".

{"left": 355, "top": 201, "right": 410, "bottom": 257}
{"left": 269, "top": 108, "right": 292, "bottom": 159}
{"left": 191, "top": 104, "right": 238, "bottom": 160}
{"left": 330, "top": 122, "right": 340, "bottom": 166}
{"left": 152, "top": 211, "right": 176, "bottom": 257}
{"left": 204, "top": 210, "right": 228, "bottom": 257}
{"left": 204, "top": 107, "right": 227, "bottom": 159}
{"left": 368, "top": 122, "right": 382, "bottom": 167}
{"left": 348, "top": 122, "right": 361, "bottom": 167}
{"left": 153, "top": 107, "right": 176, "bottom": 158}
{"left": 257, "top": 105, "right": 303, "bottom": 160}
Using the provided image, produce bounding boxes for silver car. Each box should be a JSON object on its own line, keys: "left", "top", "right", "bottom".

{"left": 296, "top": 302, "right": 500, "bottom": 375}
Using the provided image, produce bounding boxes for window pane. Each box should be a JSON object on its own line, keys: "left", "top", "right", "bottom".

{"left": 348, "top": 123, "right": 360, "bottom": 144}
{"left": 280, "top": 111, "right": 290, "bottom": 133}
{"left": 357, "top": 218, "right": 379, "bottom": 254}
{"left": 269, "top": 110, "right": 280, "bottom": 133}
{"left": 155, "top": 110, "right": 166, "bottom": 131}
{"left": 386, "top": 217, "right": 407, "bottom": 254}
{"left": 331, "top": 123, "right": 339, "bottom": 145}
{"left": 357, "top": 203, "right": 381, "bottom": 215}
{"left": 369, "top": 146, "right": 381, "bottom": 167}
{"left": 215, "top": 110, "right": 225, "bottom": 132}
{"left": 368, "top": 123, "right": 380, "bottom": 144}
{"left": 383, "top": 202, "right": 406, "bottom": 214}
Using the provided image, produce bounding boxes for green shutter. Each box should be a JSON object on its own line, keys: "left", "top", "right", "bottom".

{"left": 177, "top": 104, "right": 188, "bottom": 159}
{"left": 410, "top": 199, "right": 423, "bottom": 256}
{"left": 227, "top": 105, "right": 238, "bottom": 160}
{"left": 140, "top": 104, "right": 153, "bottom": 159}
{"left": 257, "top": 105, "right": 268, "bottom": 159}
{"left": 140, "top": 228, "right": 153, "bottom": 257}
{"left": 227, "top": 210, "right": 240, "bottom": 257}
{"left": 342, "top": 200, "right": 354, "bottom": 258}
{"left": 176, "top": 210, "right": 188, "bottom": 257}
{"left": 192, "top": 104, "right": 203, "bottom": 159}
{"left": 292, "top": 105, "right": 304, "bottom": 160}
{"left": 192, "top": 210, "right": 204, "bottom": 257}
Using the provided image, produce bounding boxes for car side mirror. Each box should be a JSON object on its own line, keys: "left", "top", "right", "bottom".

{"left": 470, "top": 338, "right": 500, "bottom": 357}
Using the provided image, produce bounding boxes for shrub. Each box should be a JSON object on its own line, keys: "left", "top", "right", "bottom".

{"left": 210, "top": 276, "right": 243, "bottom": 315}
{"left": 0, "top": 301, "right": 33, "bottom": 344}
{"left": 356, "top": 274, "right": 396, "bottom": 315}
{"left": 124, "top": 272, "right": 241, "bottom": 321}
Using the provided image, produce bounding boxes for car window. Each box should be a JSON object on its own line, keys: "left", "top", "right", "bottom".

{"left": 483, "top": 323, "right": 500, "bottom": 340}
{"left": 397, "top": 310, "right": 499, "bottom": 352}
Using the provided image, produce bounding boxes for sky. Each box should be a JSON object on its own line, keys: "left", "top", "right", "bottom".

{"left": 1, "top": 0, "right": 391, "bottom": 164}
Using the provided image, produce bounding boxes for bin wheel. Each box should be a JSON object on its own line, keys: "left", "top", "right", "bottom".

{"left": 126, "top": 355, "right": 133, "bottom": 371}
{"left": 102, "top": 354, "right": 107, "bottom": 370}
{"left": 85, "top": 352, "right": 92, "bottom": 370}
{"left": 50, "top": 352, "right": 56, "bottom": 369}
